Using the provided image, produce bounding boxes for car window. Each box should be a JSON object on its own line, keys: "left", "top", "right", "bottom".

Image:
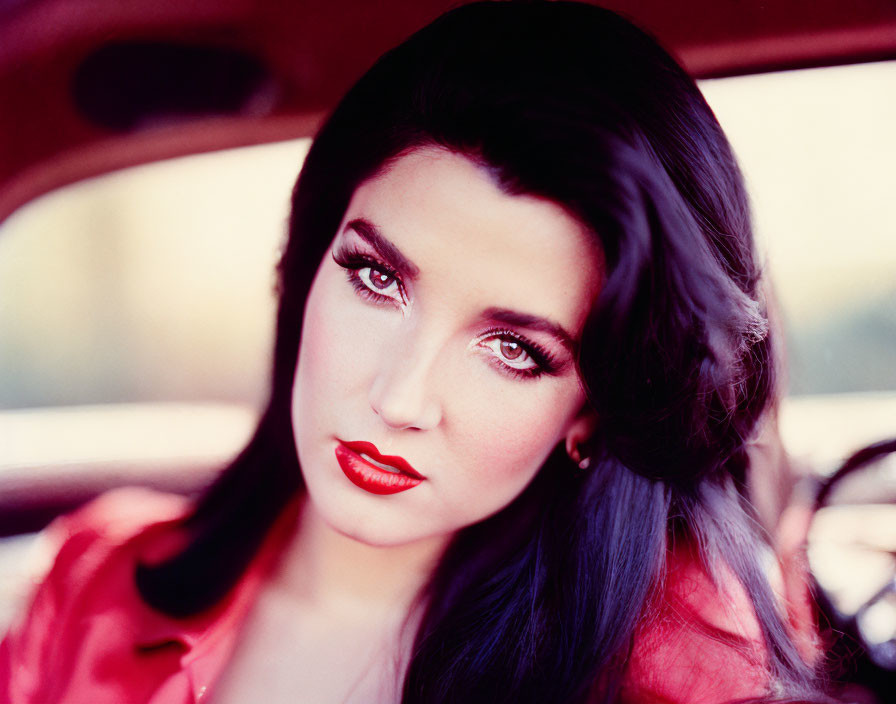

{"left": 1, "top": 62, "right": 894, "bottom": 469}
{"left": 0, "top": 139, "right": 310, "bottom": 412}
{"left": 700, "top": 61, "right": 896, "bottom": 466}
{"left": 700, "top": 61, "right": 896, "bottom": 397}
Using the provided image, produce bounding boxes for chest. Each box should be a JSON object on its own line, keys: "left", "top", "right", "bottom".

{"left": 210, "top": 590, "right": 406, "bottom": 704}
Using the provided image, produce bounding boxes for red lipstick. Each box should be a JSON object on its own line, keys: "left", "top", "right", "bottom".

{"left": 335, "top": 440, "right": 424, "bottom": 495}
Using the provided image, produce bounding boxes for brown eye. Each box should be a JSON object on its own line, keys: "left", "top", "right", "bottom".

{"left": 500, "top": 340, "right": 523, "bottom": 360}
{"left": 477, "top": 334, "right": 539, "bottom": 374}
{"left": 354, "top": 265, "right": 404, "bottom": 303}
{"left": 370, "top": 269, "right": 395, "bottom": 290}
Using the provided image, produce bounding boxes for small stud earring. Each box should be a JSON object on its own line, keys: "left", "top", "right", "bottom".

{"left": 567, "top": 441, "right": 593, "bottom": 473}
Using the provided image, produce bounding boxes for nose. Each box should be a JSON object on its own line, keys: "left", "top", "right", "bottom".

{"left": 368, "top": 328, "right": 443, "bottom": 431}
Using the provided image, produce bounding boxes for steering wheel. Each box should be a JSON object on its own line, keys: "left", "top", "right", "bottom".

{"left": 808, "top": 437, "right": 896, "bottom": 700}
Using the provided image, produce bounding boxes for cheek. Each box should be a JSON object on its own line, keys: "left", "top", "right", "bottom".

{"left": 446, "top": 379, "right": 583, "bottom": 498}
{"left": 293, "top": 264, "right": 400, "bottom": 426}
{"left": 299, "top": 266, "right": 367, "bottom": 371}
{"left": 293, "top": 268, "right": 360, "bottom": 427}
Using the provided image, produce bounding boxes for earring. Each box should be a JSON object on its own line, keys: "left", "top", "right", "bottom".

{"left": 568, "top": 444, "right": 591, "bottom": 473}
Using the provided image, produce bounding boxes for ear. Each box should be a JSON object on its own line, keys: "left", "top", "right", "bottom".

{"left": 563, "top": 405, "right": 599, "bottom": 463}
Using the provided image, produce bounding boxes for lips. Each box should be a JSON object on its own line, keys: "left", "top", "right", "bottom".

{"left": 335, "top": 440, "right": 424, "bottom": 495}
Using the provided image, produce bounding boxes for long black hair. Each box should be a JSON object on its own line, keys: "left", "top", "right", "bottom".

{"left": 137, "top": 2, "right": 821, "bottom": 701}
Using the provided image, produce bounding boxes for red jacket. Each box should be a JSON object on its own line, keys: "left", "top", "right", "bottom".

{"left": 0, "top": 488, "right": 793, "bottom": 703}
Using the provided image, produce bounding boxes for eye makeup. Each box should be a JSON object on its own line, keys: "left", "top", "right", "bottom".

{"left": 344, "top": 218, "right": 420, "bottom": 280}
{"left": 473, "top": 328, "right": 562, "bottom": 380}
{"left": 331, "top": 244, "right": 406, "bottom": 306}
{"left": 331, "top": 237, "right": 569, "bottom": 381}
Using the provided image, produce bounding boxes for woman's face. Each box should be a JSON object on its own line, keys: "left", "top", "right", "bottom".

{"left": 292, "top": 147, "right": 602, "bottom": 547}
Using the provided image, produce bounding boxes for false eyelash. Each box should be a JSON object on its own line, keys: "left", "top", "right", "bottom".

{"left": 331, "top": 246, "right": 405, "bottom": 304}
{"left": 478, "top": 328, "right": 561, "bottom": 380}
{"left": 332, "top": 246, "right": 560, "bottom": 381}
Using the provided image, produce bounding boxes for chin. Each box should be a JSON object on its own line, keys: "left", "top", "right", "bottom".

{"left": 337, "top": 523, "right": 419, "bottom": 548}
{"left": 311, "top": 489, "right": 454, "bottom": 549}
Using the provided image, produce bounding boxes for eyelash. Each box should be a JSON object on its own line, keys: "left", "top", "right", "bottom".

{"left": 331, "top": 245, "right": 559, "bottom": 380}
{"left": 476, "top": 329, "right": 559, "bottom": 380}
{"left": 332, "top": 246, "right": 406, "bottom": 306}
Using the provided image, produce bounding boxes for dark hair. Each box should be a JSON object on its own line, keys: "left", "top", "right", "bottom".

{"left": 137, "top": 2, "right": 821, "bottom": 701}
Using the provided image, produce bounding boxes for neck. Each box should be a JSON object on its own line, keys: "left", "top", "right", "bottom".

{"left": 272, "top": 494, "right": 447, "bottom": 622}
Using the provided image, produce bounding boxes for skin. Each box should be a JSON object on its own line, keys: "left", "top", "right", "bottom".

{"left": 214, "top": 147, "right": 603, "bottom": 703}
{"left": 292, "top": 146, "right": 603, "bottom": 549}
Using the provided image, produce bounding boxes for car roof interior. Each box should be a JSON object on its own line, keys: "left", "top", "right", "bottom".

{"left": 2, "top": 0, "right": 896, "bottom": 224}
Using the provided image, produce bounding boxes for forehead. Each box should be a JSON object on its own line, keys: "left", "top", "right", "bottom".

{"left": 344, "top": 147, "right": 603, "bottom": 332}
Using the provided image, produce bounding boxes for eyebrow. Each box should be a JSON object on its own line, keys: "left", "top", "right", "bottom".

{"left": 344, "top": 218, "right": 576, "bottom": 351}
{"left": 483, "top": 308, "right": 576, "bottom": 351}
{"left": 344, "top": 218, "right": 420, "bottom": 279}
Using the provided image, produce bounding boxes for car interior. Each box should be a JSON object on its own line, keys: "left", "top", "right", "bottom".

{"left": 1, "top": 1, "right": 895, "bottom": 700}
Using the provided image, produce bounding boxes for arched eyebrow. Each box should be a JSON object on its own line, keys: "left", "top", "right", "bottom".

{"left": 344, "top": 218, "right": 420, "bottom": 279}
{"left": 344, "top": 218, "right": 576, "bottom": 351}
{"left": 483, "top": 308, "right": 576, "bottom": 351}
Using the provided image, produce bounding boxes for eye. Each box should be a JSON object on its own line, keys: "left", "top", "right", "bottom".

{"left": 332, "top": 247, "right": 406, "bottom": 305}
{"left": 357, "top": 266, "right": 403, "bottom": 302}
{"left": 476, "top": 330, "right": 555, "bottom": 379}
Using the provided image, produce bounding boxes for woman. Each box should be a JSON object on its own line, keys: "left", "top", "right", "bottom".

{"left": 1, "top": 2, "right": 823, "bottom": 702}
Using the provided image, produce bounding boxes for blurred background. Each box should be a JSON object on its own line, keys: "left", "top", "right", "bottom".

{"left": 1, "top": 4, "right": 895, "bottom": 692}
{"left": 2, "top": 60, "right": 893, "bottom": 463}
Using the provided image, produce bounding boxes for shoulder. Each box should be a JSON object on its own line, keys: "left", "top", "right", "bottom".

{"left": 0, "top": 488, "right": 192, "bottom": 701}
{"left": 48, "top": 486, "right": 190, "bottom": 544}
{"left": 11, "top": 485, "right": 190, "bottom": 616}
{"left": 621, "top": 548, "right": 771, "bottom": 704}
{"left": 31, "top": 487, "right": 190, "bottom": 594}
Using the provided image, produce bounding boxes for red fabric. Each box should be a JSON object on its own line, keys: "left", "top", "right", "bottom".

{"left": 619, "top": 550, "right": 771, "bottom": 703}
{"left": 1, "top": 490, "right": 779, "bottom": 703}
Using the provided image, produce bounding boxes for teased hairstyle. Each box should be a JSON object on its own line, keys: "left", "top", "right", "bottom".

{"left": 138, "top": 2, "right": 820, "bottom": 701}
